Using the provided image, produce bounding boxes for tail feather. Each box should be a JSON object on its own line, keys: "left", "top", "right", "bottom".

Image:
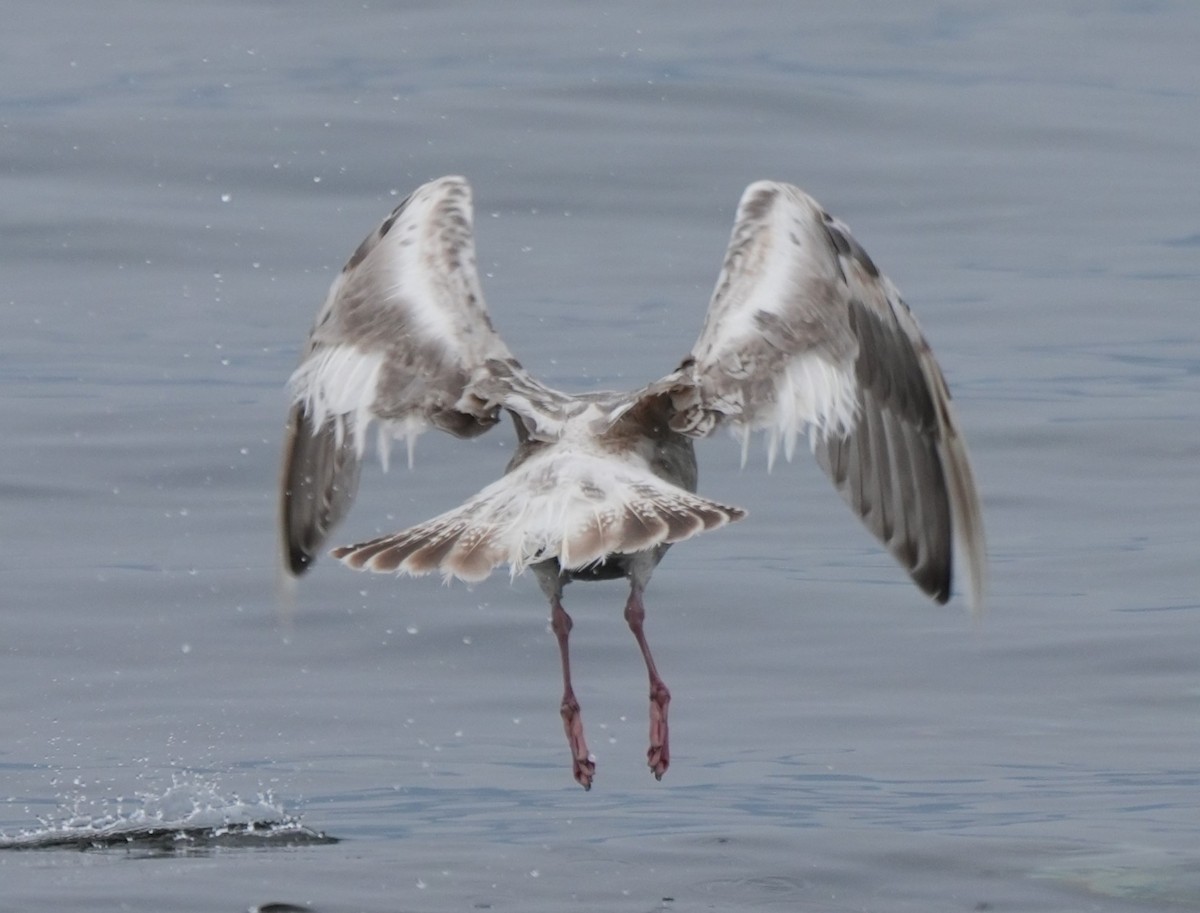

{"left": 330, "top": 450, "right": 746, "bottom": 582}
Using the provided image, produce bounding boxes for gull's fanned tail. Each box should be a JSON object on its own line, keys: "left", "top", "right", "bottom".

{"left": 331, "top": 449, "right": 745, "bottom": 582}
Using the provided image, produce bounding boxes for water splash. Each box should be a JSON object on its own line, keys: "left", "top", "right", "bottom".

{"left": 0, "top": 775, "right": 337, "bottom": 851}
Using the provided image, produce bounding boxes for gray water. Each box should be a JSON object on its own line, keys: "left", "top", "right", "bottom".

{"left": 3, "top": 2, "right": 1198, "bottom": 910}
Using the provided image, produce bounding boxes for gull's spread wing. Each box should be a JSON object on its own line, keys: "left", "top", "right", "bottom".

{"left": 280, "top": 176, "right": 531, "bottom": 574}
{"left": 668, "top": 181, "right": 986, "bottom": 610}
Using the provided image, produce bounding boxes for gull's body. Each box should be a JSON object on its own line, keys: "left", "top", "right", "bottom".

{"left": 280, "top": 176, "right": 986, "bottom": 789}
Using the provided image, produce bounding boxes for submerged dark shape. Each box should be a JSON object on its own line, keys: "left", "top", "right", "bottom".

{"left": 279, "top": 176, "right": 987, "bottom": 788}
{"left": 0, "top": 820, "right": 338, "bottom": 852}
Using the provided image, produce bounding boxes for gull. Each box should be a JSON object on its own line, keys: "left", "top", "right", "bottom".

{"left": 279, "top": 176, "right": 986, "bottom": 789}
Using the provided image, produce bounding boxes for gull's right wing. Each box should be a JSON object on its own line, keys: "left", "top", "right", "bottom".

{"left": 664, "top": 181, "right": 986, "bottom": 610}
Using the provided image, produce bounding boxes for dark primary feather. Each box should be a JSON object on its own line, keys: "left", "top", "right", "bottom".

{"left": 815, "top": 212, "right": 983, "bottom": 607}
{"left": 279, "top": 402, "right": 361, "bottom": 575}
{"left": 810, "top": 297, "right": 954, "bottom": 601}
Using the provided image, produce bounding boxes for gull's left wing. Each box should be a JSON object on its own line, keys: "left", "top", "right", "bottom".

{"left": 664, "top": 181, "right": 986, "bottom": 611}
{"left": 280, "top": 176, "right": 520, "bottom": 575}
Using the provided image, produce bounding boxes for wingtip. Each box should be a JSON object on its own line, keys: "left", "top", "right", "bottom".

{"left": 740, "top": 178, "right": 786, "bottom": 198}
{"left": 424, "top": 174, "right": 473, "bottom": 203}
{"left": 286, "top": 545, "right": 315, "bottom": 577}
{"left": 963, "top": 553, "right": 988, "bottom": 620}
{"left": 273, "top": 561, "right": 299, "bottom": 621}
{"left": 949, "top": 441, "right": 988, "bottom": 621}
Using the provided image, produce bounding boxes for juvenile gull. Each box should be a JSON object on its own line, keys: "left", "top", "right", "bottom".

{"left": 279, "top": 176, "right": 986, "bottom": 789}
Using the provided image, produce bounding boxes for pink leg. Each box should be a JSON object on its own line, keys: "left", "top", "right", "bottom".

{"left": 625, "top": 586, "right": 671, "bottom": 780}
{"left": 551, "top": 596, "right": 595, "bottom": 790}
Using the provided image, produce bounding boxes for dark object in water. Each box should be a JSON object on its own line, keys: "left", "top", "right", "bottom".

{"left": 0, "top": 820, "right": 338, "bottom": 852}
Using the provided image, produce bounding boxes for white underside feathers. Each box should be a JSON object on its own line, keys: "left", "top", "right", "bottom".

{"left": 289, "top": 345, "right": 431, "bottom": 470}
{"left": 748, "top": 352, "right": 859, "bottom": 471}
